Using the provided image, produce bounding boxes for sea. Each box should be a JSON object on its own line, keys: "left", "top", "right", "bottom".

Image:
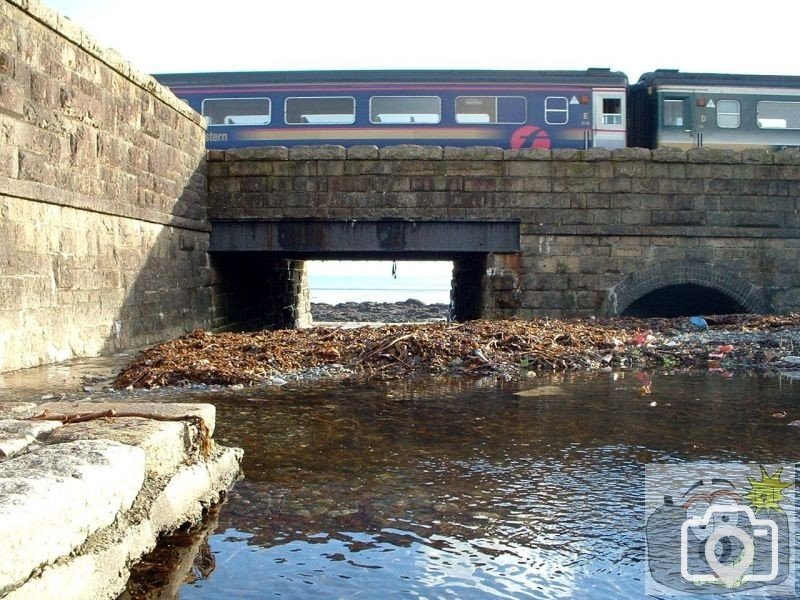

{"left": 307, "top": 260, "right": 451, "bottom": 305}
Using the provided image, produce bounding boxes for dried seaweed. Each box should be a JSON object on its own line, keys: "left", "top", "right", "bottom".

{"left": 112, "top": 314, "right": 800, "bottom": 389}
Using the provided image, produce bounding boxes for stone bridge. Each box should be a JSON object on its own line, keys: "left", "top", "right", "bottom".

{"left": 2, "top": 0, "right": 800, "bottom": 373}
{"left": 207, "top": 145, "right": 800, "bottom": 325}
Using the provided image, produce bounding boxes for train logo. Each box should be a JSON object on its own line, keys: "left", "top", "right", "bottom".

{"left": 510, "top": 125, "right": 552, "bottom": 150}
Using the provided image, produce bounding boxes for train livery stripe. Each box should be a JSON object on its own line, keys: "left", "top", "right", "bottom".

{"left": 237, "top": 127, "right": 502, "bottom": 141}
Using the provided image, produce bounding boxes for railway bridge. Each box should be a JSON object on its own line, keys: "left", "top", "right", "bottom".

{"left": 207, "top": 144, "right": 800, "bottom": 328}
{"left": 3, "top": 0, "right": 800, "bottom": 372}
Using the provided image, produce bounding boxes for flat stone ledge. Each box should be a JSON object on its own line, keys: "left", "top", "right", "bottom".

{"left": 0, "top": 439, "right": 146, "bottom": 595}
{"left": 346, "top": 145, "right": 380, "bottom": 160}
{"left": 4, "top": 446, "right": 242, "bottom": 600}
{"left": 503, "top": 148, "right": 551, "bottom": 160}
{"left": 0, "top": 402, "right": 243, "bottom": 599}
{"left": 36, "top": 401, "right": 217, "bottom": 436}
{"left": 39, "top": 402, "right": 216, "bottom": 476}
{"left": 443, "top": 146, "right": 504, "bottom": 160}
{"left": 687, "top": 147, "right": 743, "bottom": 163}
{"left": 289, "top": 145, "right": 347, "bottom": 160}
{"left": 223, "top": 147, "right": 289, "bottom": 161}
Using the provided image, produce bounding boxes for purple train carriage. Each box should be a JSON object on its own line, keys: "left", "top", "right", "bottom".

{"left": 153, "top": 69, "right": 800, "bottom": 151}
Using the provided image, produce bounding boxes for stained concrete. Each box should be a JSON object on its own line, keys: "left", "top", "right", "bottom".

{"left": 0, "top": 402, "right": 242, "bottom": 599}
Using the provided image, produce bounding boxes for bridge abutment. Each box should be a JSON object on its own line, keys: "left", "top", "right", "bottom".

{"left": 210, "top": 255, "right": 310, "bottom": 331}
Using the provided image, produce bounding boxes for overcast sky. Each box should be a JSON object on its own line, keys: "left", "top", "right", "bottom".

{"left": 42, "top": 0, "right": 800, "bottom": 81}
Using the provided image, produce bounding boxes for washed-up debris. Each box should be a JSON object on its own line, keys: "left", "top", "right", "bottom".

{"left": 112, "top": 313, "right": 800, "bottom": 389}
{"left": 689, "top": 316, "right": 709, "bottom": 330}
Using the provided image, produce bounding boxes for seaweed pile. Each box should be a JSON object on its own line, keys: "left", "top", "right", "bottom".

{"left": 113, "top": 314, "right": 800, "bottom": 389}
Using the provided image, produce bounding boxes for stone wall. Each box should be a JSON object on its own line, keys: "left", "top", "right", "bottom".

{"left": 0, "top": 0, "right": 210, "bottom": 372}
{"left": 208, "top": 145, "right": 800, "bottom": 318}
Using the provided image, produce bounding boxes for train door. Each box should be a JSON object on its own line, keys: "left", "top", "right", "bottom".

{"left": 657, "top": 94, "right": 698, "bottom": 148}
{"left": 591, "top": 90, "right": 626, "bottom": 148}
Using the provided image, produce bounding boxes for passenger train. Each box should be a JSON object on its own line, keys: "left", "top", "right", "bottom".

{"left": 153, "top": 69, "right": 800, "bottom": 151}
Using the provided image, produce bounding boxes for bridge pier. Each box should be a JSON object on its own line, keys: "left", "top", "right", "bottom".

{"left": 210, "top": 255, "right": 311, "bottom": 331}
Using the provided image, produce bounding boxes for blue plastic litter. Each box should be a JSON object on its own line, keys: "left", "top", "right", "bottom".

{"left": 689, "top": 316, "right": 708, "bottom": 330}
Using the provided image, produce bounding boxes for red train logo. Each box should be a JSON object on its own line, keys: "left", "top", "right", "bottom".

{"left": 510, "top": 125, "right": 552, "bottom": 149}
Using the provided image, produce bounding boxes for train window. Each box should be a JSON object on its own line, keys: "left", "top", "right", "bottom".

{"left": 716, "top": 100, "right": 740, "bottom": 128}
{"left": 602, "top": 98, "right": 622, "bottom": 125}
{"left": 455, "top": 96, "right": 526, "bottom": 124}
{"left": 757, "top": 101, "right": 800, "bottom": 129}
{"left": 370, "top": 96, "right": 441, "bottom": 124}
{"left": 285, "top": 97, "right": 355, "bottom": 125}
{"left": 663, "top": 98, "right": 685, "bottom": 127}
{"left": 202, "top": 97, "right": 271, "bottom": 126}
{"left": 545, "top": 97, "right": 569, "bottom": 125}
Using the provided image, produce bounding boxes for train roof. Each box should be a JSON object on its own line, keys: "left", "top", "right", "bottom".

{"left": 636, "top": 69, "right": 800, "bottom": 89}
{"left": 152, "top": 68, "right": 628, "bottom": 88}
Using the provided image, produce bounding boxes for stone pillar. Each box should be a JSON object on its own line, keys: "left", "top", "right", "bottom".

{"left": 482, "top": 253, "right": 523, "bottom": 319}
{"left": 289, "top": 260, "right": 312, "bottom": 328}
{"left": 451, "top": 256, "right": 485, "bottom": 321}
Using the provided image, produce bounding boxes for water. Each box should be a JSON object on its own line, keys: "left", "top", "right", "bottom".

{"left": 307, "top": 261, "right": 452, "bottom": 305}
{"left": 117, "top": 370, "right": 800, "bottom": 599}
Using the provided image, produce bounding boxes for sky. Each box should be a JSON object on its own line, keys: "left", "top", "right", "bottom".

{"left": 38, "top": 0, "right": 800, "bottom": 296}
{"left": 42, "top": 0, "right": 800, "bottom": 81}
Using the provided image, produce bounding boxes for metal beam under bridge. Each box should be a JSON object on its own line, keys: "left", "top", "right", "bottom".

{"left": 209, "top": 219, "right": 520, "bottom": 256}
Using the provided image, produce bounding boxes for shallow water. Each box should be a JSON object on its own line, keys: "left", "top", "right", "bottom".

{"left": 115, "top": 370, "right": 800, "bottom": 599}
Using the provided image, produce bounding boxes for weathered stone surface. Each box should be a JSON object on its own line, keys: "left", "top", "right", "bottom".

{"left": 1, "top": 0, "right": 210, "bottom": 373}
{"left": 212, "top": 146, "right": 800, "bottom": 318}
{"left": 38, "top": 402, "right": 216, "bottom": 475}
{"left": 347, "top": 145, "right": 379, "bottom": 160}
{"left": 0, "top": 439, "right": 145, "bottom": 594}
{"left": 0, "top": 419, "right": 61, "bottom": 458}
{"left": 36, "top": 401, "right": 216, "bottom": 435}
{"left": 3, "top": 445, "right": 241, "bottom": 600}
{"left": 289, "top": 145, "right": 346, "bottom": 160}
{"left": 0, "top": 403, "right": 37, "bottom": 419}
{"left": 443, "top": 146, "right": 504, "bottom": 160}
{"left": 379, "top": 144, "right": 443, "bottom": 160}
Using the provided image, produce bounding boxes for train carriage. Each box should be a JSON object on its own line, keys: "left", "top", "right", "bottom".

{"left": 153, "top": 69, "right": 628, "bottom": 151}
{"left": 629, "top": 69, "right": 800, "bottom": 150}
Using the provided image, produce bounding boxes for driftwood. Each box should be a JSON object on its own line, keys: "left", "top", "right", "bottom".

{"left": 28, "top": 409, "right": 213, "bottom": 457}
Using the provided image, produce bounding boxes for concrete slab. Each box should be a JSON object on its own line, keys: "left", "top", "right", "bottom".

{"left": 0, "top": 402, "right": 37, "bottom": 419}
{"left": 0, "top": 419, "right": 62, "bottom": 459}
{"left": 4, "top": 446, "right": 243, "bottom": 600}
{"left": 39, "top": 402, "right": 217, "bottom": 476}
{"left": 0, "top": 439, "right": 145, "bottom": 595}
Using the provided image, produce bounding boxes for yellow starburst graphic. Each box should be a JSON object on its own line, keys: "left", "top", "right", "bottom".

{"left": 744, "top": 466, "right": 792, "bottom": 514}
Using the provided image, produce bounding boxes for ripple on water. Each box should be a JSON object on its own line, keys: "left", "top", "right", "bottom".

{"left": 123, "top": 371, "right": 800, "bottom": 598}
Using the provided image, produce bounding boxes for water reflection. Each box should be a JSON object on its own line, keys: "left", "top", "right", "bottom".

{"left": 125, "top": 371, "right": 799, "bottom": 598}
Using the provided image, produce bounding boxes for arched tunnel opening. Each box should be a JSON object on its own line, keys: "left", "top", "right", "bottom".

{"left": 621, "top": 283, "right": 748, "bottom": 318}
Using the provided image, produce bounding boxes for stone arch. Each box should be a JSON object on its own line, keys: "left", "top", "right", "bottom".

{"left": 602, "top": 261, "right": 767, "bottom": 317}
